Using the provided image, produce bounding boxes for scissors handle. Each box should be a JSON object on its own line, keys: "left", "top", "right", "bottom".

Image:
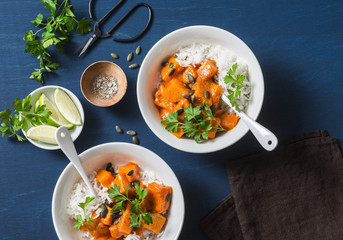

{"left": 108, "top": 3, "right": 152, "bottom": 42}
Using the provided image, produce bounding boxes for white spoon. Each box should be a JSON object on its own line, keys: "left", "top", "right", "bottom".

{"left": 55, "top": 126, "right": 97, "bottom": 198}
{"left": 221, "top": 95, "right": 278, "bottom": 151}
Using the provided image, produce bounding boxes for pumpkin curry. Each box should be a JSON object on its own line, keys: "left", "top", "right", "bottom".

{"left": 154, "top": 56, "right": 240, "bottom": 141}
{"left": 78, "top": 162, "right": 172, "bottom": 239}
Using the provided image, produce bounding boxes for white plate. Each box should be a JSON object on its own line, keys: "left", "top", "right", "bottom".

{"left": 22, "top": 85, "right": 84, "bottom": 150}
{"left": 52, "top": 142, "right": 185, "bottom": 240}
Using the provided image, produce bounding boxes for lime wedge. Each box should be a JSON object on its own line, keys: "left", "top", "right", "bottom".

{"left": 54, "top": 88, "right": 82, "bottom": 126}
{"left": 36, "top": 94, "right": 74, "bottom": 130}
{"left": 26, "top": 125, "right": 58, "bottom": 145}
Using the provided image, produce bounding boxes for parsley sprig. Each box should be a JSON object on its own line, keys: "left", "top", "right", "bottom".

{"left": 224, "top": 63, "right": 247, "bottom": 112}
{"left": 161, "top": 104, "right": 226, "bottom": 143}
{"left": 0, "top": 95, "right": 51, "bottom": 141}
{"left": 108, "top": 183, "right": 153, "bottom": 227}
{"left": 73, "top": 196, "right": 96, "bottom": 230}
{"left": 23, "top": 0, "right": 92, "bottom": 84}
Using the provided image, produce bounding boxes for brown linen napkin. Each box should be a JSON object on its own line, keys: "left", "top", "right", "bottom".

{"left": 200, "top": 130, "right": 343, "bottom": 240}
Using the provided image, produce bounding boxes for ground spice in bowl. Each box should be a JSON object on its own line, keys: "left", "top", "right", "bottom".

{"left": 80, "top": 61, "right": 127, "bottom": 107}
{"left": 90, "top": 73, "right": 118, "bottom": 99}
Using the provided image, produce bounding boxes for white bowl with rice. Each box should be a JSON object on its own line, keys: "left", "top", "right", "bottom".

{"left": 137, "top": 25, "right": 264, "bottom": 153}
{"left": 52, "top": 142, "right": 184, "bottom": 240}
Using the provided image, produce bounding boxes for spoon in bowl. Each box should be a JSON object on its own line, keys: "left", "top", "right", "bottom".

{"left": 55, "top": 126, "right": 97, "bottom": 198}
{"left": 221, "top": 95, "right": 278, "bottom": 151}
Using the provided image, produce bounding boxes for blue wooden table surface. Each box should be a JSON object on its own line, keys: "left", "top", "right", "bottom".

{"left": 0, "top": 0, "right": 342, "bottom": 239}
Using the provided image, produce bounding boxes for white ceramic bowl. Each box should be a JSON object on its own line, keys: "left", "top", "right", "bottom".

{"left": 22, "top": 85, "right": 84, "bottom": 150}
{"left": 52, "top": 142, "right": 184, "bottom": 240}
{"left": 137, "top": 25, "right": 264, "bottom": 153}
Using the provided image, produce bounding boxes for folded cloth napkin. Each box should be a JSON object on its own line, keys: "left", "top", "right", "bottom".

{"left": 200, "top": 130, "right": 343, "bottom": 240}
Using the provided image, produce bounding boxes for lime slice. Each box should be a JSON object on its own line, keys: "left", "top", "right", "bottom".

{"left": 54, "top": 88, "right": 82, "bottom": 126}
{"left": 26, "top": 125, "right": 58, "bottom": 145}
{"left": 36, "top": 94, "right": 74, "bottom": 130}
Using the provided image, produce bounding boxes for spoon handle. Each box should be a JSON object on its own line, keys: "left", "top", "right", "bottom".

{"left": 239, "top": 111, "right": 278, "bottom": 151}
{"left": 55, "top": 126, "right": 97, "bottom": 198}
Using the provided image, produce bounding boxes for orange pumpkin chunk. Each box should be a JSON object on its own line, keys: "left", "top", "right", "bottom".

{"left": 96, "top": 169, "right": 115, "bottom": 188}
{"left": 142, "top": 213, "right": 166, "bottom": 234}
{"left": 145, "top": 182, "right": 172, "bottom": 213}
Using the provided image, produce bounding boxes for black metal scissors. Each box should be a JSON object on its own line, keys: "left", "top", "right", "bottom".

{"left": 76, "top": 0, "right": 152, "bottom": 57}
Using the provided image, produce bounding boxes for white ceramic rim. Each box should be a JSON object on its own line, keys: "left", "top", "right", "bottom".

{"left": 137, "top": 25, "right": 264, "bottom": 153}
{"left": 52, "top": 142, "right": 185, "bottom": 240}
{"left": 21, "top": 85, "right": 84, "bottom": 150}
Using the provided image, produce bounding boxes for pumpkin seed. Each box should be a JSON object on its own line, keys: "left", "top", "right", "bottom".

{"left": 113, "top": 217, "right": 120, "bottom": 225}
{"left": 110, "top": 210, "right": 120, "bottom": 219}
{"left": 169, "top": 62, "right": 174, "bottom": 68}
{"left": 182, "top": 93, "right": 190, "bottom": 99}
{"left": 129, "top": 63, "right": 139, "bottom": 69}
{"left": 184, "top": 84, "right": 191, "bottom": 90}
{"left": 168, "top": 68, "right": 175, "bottom": 76}
{"left": 161, "top": 62, "right": 169, "bottom": 67}
{"left": 210, "top": 105, "right": 216, "bottom": 114}
{"left": 166, "top": 193, "right": 171, "bottom": 202}
{"left": 118, "top": 211, "right": 123, "bottom": 216}
{"left": 126, "top": 130, "right": 137, "bottom": 136}
{"left": 187, "top": 73, "right": 194, "bottom": 83}
{"left": 127, "top": 52, "right": 133, "bottom": 62}
{"left": 205, "top": 91, "right": 210, "bottom": 99}
{"left": 176, "top": 108, "right": 184, "bottom": 115}
{"left": 127, "top": 170, "right": 134, "bottom": 176}
{"left": 110, "top": 53, "right": 119, "bottom": 59}
{"left": 133, "top": 136, "right": 139, "bottom": 145}
{"left": 135, "top": 46, "right": 141, "bottom": 55}
{"left": 189, "top": 90, "right": 195, "bottom": 95}
{"left": 191, "top": 95, "right": 195, "bottom": 103}
{"left": 106, "top": 163, "right": 114, "bottom": 173}
{"left": 219, "top": 104, "right": 226, "bottom": 110}
{"left": 115, "top": 125, "right": 123, "bottom": 134}
{"left": 101, "top": 204, "right": 108, "bottom": 218}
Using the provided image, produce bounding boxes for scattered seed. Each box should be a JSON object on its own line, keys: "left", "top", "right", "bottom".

{"left": 133, "top": 136, "right": 139, "bottom": 145}
{"left": 126, "top": 130, "right": 137, "bottom": 136}
{"left": 101, "top": 204, "right": 108, "bottom": 218}
{"left": 201, "top": 103, "right": 205, "bottom": 109}
{"left": 191, "top": 95, "right": 195, "bottom": 103}
{"left": 127, "top": 170, "right": 134, "bottom": 176}
{"left": 169, "top": 62, "right": 174, "bottom": 68}
{"left": 176, "top": 108, "right": 184, "bottom": 115}
{"left": 113, "top": 217, "right": 120, "bottom": 225}
{"left": 166, "top": 193, "right": 171, "bottom": 202}
{"left": 187, "top": 73, "right": 194, "bottom": 83}
{"left": 161, "top": 62, "right": 169, "bottom": 67}
{"left": 219, "top": 104, "right": 226, "bottom": 110}
{"left": 115, "top": 125, "right": 123, "bottom": 134}
{"left": 110, "top": 53, "right": 119, "bottom": 59}
{"left": 111, "top": 210, "right": 120, "bottom": 219}
{"left": 129, "top": 63, "right": 139, "bottom": 69}
{"left": 106, "top": 163, "right": 114, "bottom": 173}
{"left": 182, "top": 93, "right": 190, "bottom": 99}
{"left": 135, "top": 46, "right": 141, "bottom": 55}
{"left": 106, "top": 162, "right": 112, "bottom": 170}
{"left": 189, "top": 90, "right": 195, "bottom": 95}
{"left": 127, "top": 52, "right": 133, "bottom": 62}
{"left": 168, "top": 68, "right": 175, "bottom": 76}
{"left": 205, "top": 91, "right": 210, "bottom": 99}
{"left": 184, "top": 84, "right": 191, "bottom": 90}
{"left": 210, "top": 105, "right": 216, "bottom": 114}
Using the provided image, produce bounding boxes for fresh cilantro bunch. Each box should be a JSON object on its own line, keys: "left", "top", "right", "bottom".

{"left": 0, "top": 95, "right": 51, "bottom": 141}
{"left": 74, "top": 196, "right": 96, "bottom": 230}
{"left": 224, "top": 63, "right": 247, "bottom": 112}
{"left": 161, "top": 104, "right": 226, "bottom": 143}
{"left": 108, "top": 183, "right": 153, "bottom": 227}
{"left": 23, "top": 0, "right": 92, "bottom": 84}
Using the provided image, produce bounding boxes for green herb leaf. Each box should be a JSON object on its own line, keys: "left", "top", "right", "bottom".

{"left": 78, "top": 196, "right": 95, "bottom": 210}
{"left": 74, "top": 197, "right": 96, "bottom": 230}
{"left": 224, "top": 63, "right": 246, "bottom": 112}
{"left": 25, "top": 0, "right": 92, "bottom": 84}
{"left": 161, "top": 103, "right": 226, "bottom": 143}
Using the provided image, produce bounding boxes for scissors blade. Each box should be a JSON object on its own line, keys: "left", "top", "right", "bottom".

{"left": 77, "top": 34, "right": 97, "bottom": 57}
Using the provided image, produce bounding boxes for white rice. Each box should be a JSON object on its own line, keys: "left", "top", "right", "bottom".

{"left": 175, "top": 43, "right": 251, "bottom": 112}
{"left": 66, "top": 167, "right": 165, "bottom": 240}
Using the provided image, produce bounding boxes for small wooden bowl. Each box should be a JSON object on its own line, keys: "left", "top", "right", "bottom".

{"left": 80, "top": 61, "right": 127, "bottom": 107}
